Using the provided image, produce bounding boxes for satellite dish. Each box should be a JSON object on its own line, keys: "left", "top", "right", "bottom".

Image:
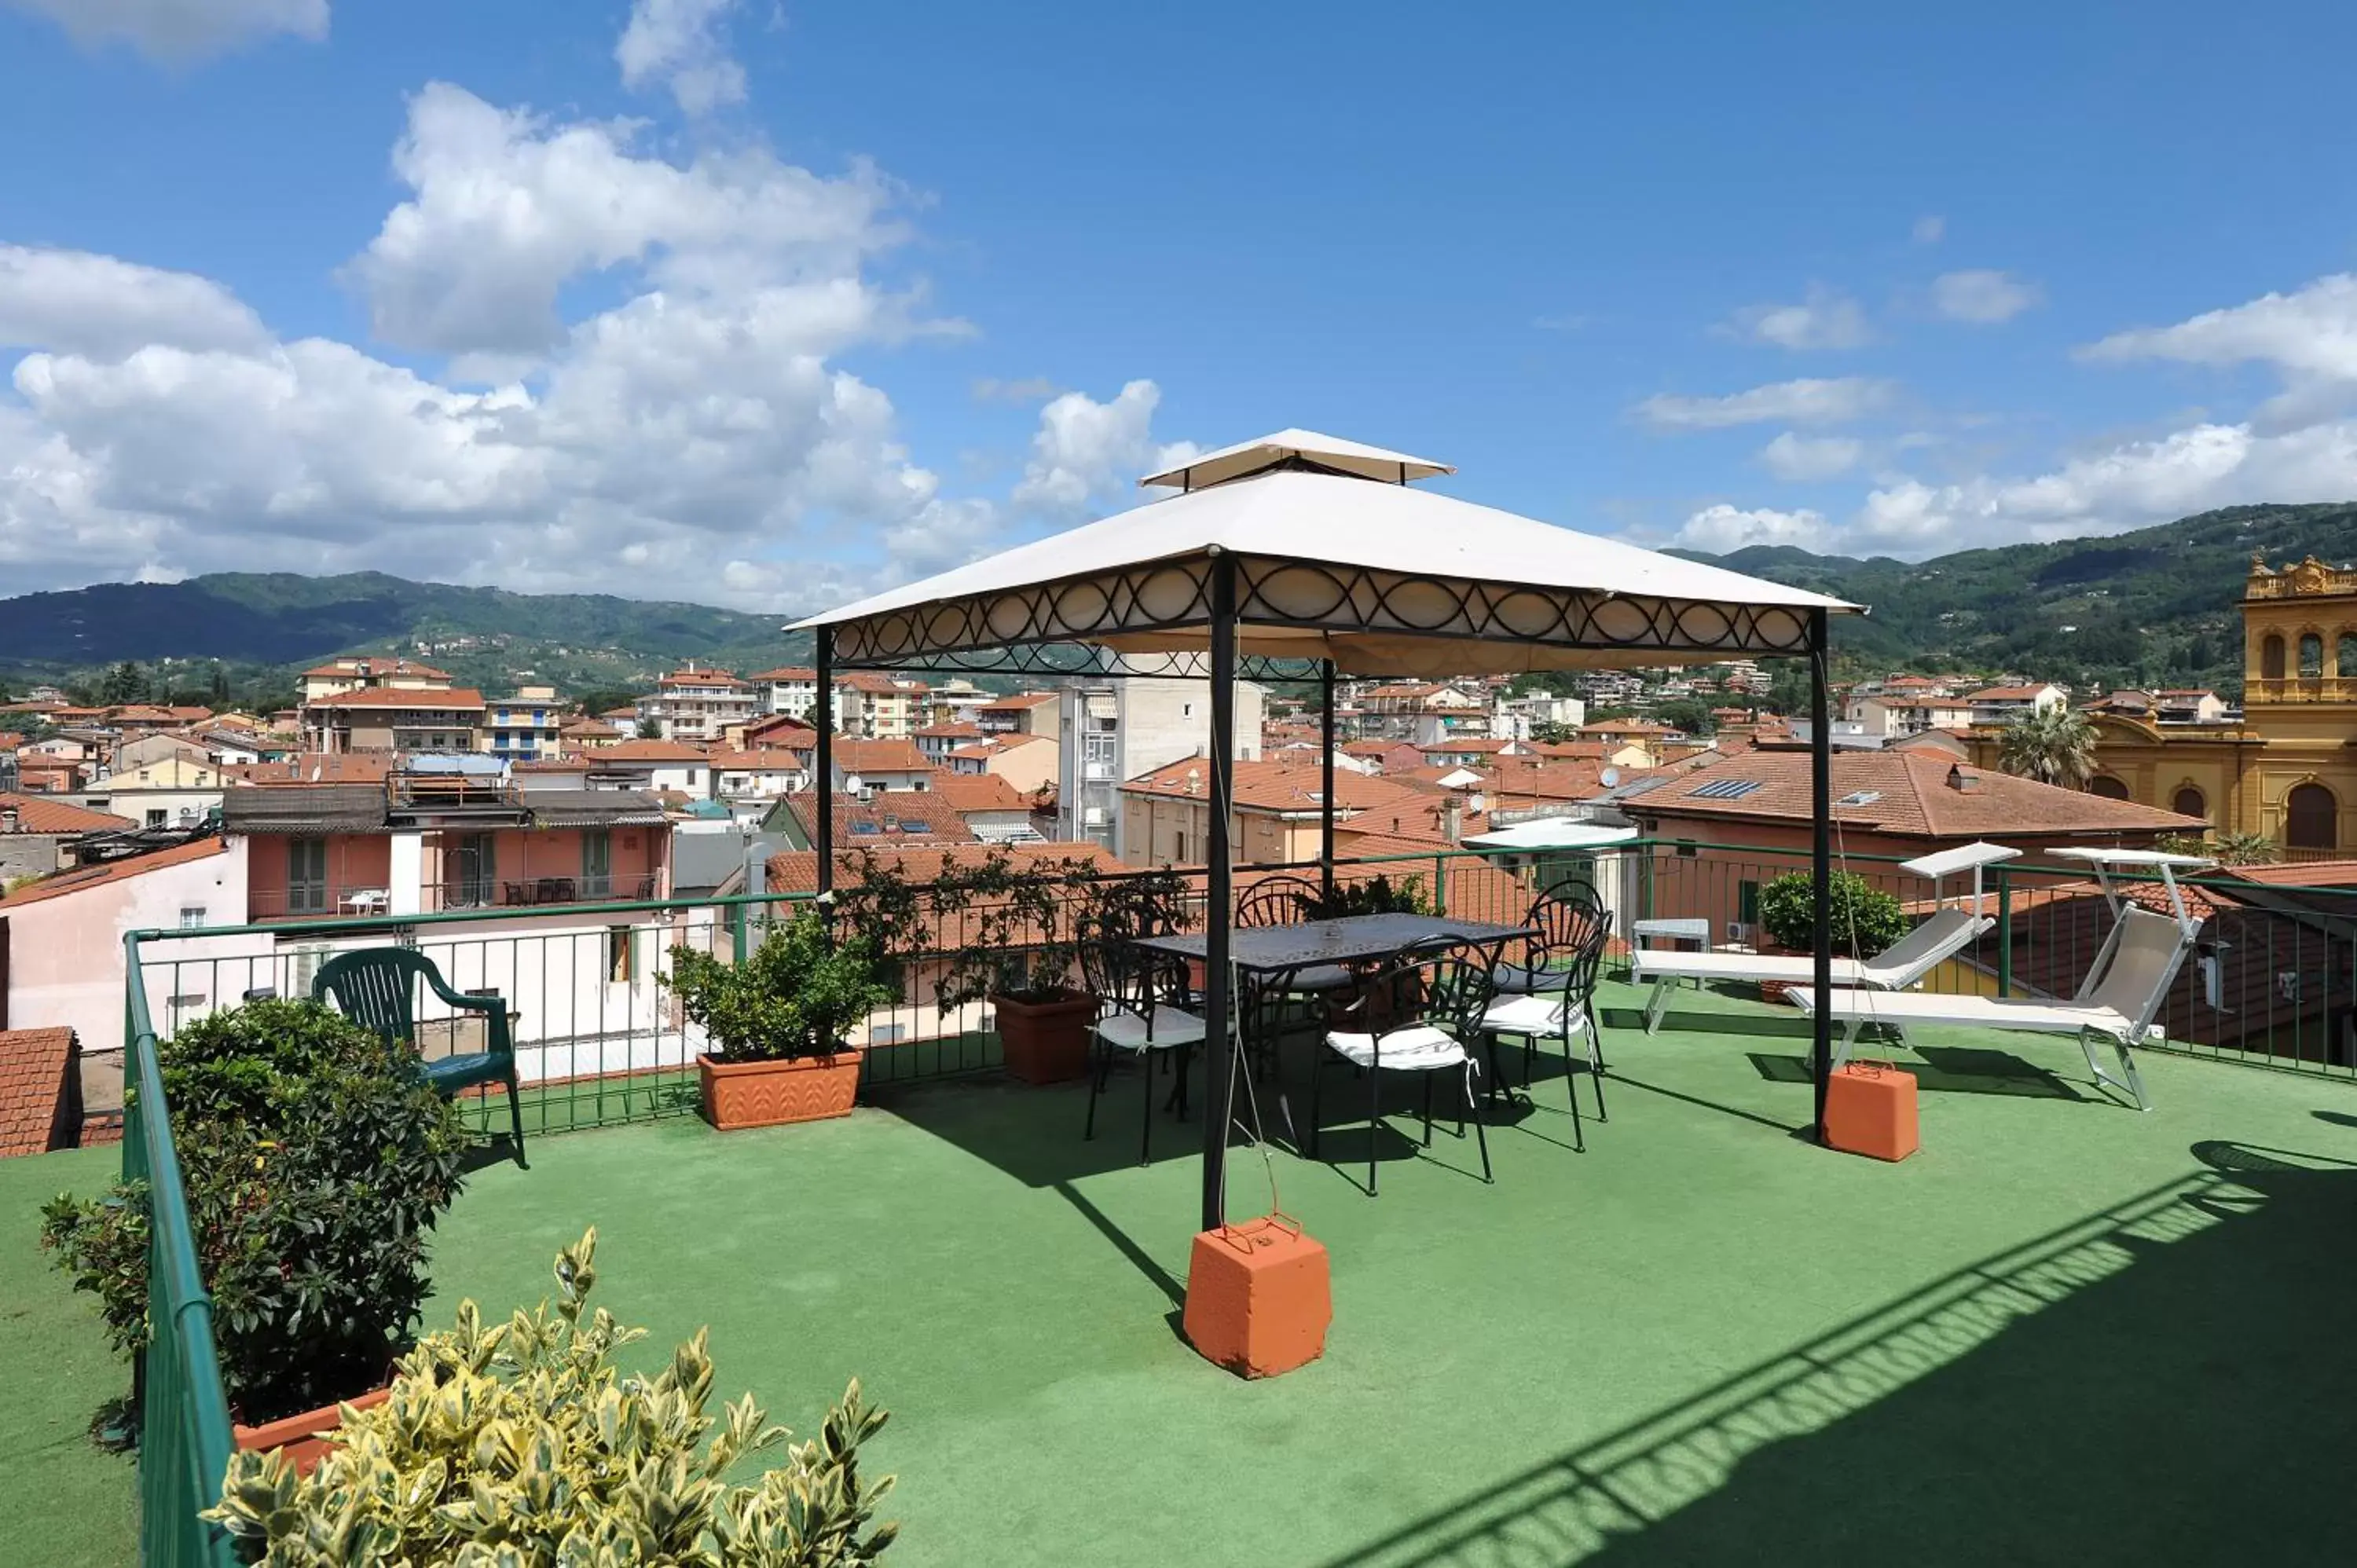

{"left": 1600, "top": 767, "right": 1621, "bottom": 787}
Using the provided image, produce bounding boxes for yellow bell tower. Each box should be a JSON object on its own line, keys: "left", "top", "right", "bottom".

{"left": 2239, "top": 554, "right": 2357, "bottom": 853}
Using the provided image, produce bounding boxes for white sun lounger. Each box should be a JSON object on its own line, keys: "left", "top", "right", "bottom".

{"left": 1627, "top": 842, "right": 2018, "bottom": 1035}
{"left": 1787, "top": 849, "right": 2211, "bottom": 1112}
{"left": 1630, "top": 907, "right": 1990, "bottom": 1034}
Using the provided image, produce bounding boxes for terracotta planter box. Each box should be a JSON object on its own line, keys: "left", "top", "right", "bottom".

{"left": 698, "top": 1050, "right": 861, "bottom": 1130}
{"left": 993, "top": 988, "right": 1098, "bottom": 1086}
{"left": 233, "top": 1387, "right": 391, "bottom": 1475}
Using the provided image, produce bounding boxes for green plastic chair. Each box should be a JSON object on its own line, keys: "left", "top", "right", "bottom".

{"left": 310, "top": 947, "right": 526, "bottom": 1166}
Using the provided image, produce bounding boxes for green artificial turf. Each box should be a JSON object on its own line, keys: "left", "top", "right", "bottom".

{"left": 8, "top": 979, "right": 2355, "bottom": 1565}
{"left": 0, "top": 1143, "right": 138, "bottom": 1568}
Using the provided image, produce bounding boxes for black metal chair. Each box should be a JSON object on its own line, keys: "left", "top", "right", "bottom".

{"left": 1490, "top": 881, "right": 1615, "bottom": 1088}
{"left": 1475, "top": 899, "right": 1611, "bottom": 1143}
{"left": 1235, "top": 874, "right": 1319, "bottom": 929}
{"left": 1310, "top": 937, "right": 1499, "bottom": 1193}
{"left": 1076, "top": 927, "right": 1208, "bottom": 1165}
{"left": 1233, "top": 874, "right": 1354, "bottom": 1075}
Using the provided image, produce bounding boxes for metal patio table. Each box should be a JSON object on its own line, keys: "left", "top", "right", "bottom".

{"left": 1135, "top": 912, "right": 1537, "bottom": 980}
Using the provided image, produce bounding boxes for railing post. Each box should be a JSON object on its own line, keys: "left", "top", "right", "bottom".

{"left": 1995, "top": 866, "right": 2014, "bottom": 996}
{"left": 1433, "top": 852, "right": 1450, "bottom": 916}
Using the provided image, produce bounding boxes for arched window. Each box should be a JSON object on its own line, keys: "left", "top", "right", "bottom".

{"left": 2287, "top": 782, "right": 2337, "bottom": 852}
{"left": 2300, "top": 633, "right": 2325, "bottom": 678}
{"left": 2089, "top": 775, "right": 2132, "bottom": 800}
{"left": 2172, "top": 786, "right": 2206, "bottom": 820}
{"left": 2340, "top": 633, "right": 2357, "bottom": 678}
{"left": 2262, "top": 634, "right": 2286, "bottom": 680}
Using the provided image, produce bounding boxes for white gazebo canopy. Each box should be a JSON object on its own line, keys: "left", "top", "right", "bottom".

{"left": 795, "top": 430, "right": 1861, "bottom": 676}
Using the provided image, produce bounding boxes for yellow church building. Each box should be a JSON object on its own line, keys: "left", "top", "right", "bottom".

{"left": 1970, "top": 555, "right": 2357, "bottom": 856}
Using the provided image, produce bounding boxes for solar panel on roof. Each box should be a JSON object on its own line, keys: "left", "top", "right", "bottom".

{"left": 1835, "top": 789, "right": 1883, "bottom": 807}
{"left": 1689, "top": 778, "right": 1765, "bottom": 800}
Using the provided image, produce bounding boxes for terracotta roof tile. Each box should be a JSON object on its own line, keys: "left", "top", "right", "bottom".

{"left": 0, "top": 1028, "right": 79, "bottom": 1157}
{"left": 833, "top": 737, "right": 932, "bottom": 773}
{"left": 596, "top": 739, "right": 712, "bottom": 762}
{"left": 0, "top": 836, "right": 229, "bottom": 909}
{"left": 927, "top": 773, "right": 1028, "bottom": 812}
{"left": 306, "top": 687, "right": 486, "bottom": 709}
{"left": 777, "top": 790, "right": 977, "bottom": 848}
{"left": 1634, "top": 749, "right": 2204, "bottom": 839}
{"left": 0, "top": 793, "right": 135, "bottom": 835}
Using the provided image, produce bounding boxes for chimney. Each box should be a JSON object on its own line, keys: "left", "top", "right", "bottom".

{"left": 1185, "top": 767, "right": 1201, "bottom": 797}
{"left": 0, "top": 806, "right": 17, "bottom": 832}
{"left": 1442, "top": 795, "right": 1464, "bottom": 846}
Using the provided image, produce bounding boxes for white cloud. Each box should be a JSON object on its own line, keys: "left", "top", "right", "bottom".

{"left": 1674, "top": 504, "right": 1832, "bottom": 554}
{"left": 2, "top": 0, "right": 325, "bottom": 62}
{"left": 0, "top": 5, "right": 1201, "bottom": 610}
{"left": 1849, "top": 419, "right": 2357, "bottom": 551}
{"left": 1636, "top": 377, "right": 1895, "bottom": 430}
{"left": 1912, "top": 215, "right": 1945, "bottom": 245}
{"left": 1758, "top": 431, "right": 1863, "bottom": 481}
{"left": 616, "top": 0, "right": 745, "bottom": 117}
{"left": 0, "top": 245, "right": 269, "bottom": 357}
{"left": 1723, "top": 288, "right": 1870, "bottom": 350}
{"left": 1930, "top": 269, "right": 2041, "bottom": 324}
{"left": 347, "top": 82, "right": 912, "bottom": 364}
{"left": 2083, "top": 273, "right": 2357, "bottom": 383}
{"left": 1013, "top": 381, "right": 1200, "bottom": 517}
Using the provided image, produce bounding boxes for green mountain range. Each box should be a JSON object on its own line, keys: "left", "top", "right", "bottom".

{"left": 0, "top": 572, "right": 808, "bottom": 701}
{"left": 1671, "top": 500, "right": 2357, "bottom": 695}
{"left": 3, "top": 501, "right": 2353, "bottom": 704}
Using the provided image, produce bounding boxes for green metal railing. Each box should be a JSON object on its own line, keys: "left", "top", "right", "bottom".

{"left": 123, "top": 932, "right": 241, "bottom": 1568}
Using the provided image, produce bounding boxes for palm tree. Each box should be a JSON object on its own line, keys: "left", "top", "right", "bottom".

{"left": 2212, "top": 830, "right": 2278, "bottom": 866}
{"left": 1996, "top": 705, "right": 2098, "bottom": 789}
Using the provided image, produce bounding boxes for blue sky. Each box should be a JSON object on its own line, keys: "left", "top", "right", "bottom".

{"left": 3, "top": 1, "right": 2355, "bottom": 608}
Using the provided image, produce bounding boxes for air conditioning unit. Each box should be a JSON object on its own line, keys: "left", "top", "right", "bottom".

{"left": 286, "top": 941, "right": 334, "bottom": 995}
{"left": 1725, "top": 921, "right": 1755, "bottom": 945}
{"left": 1082, "top": 806, "right": 1108, "bottom": 827}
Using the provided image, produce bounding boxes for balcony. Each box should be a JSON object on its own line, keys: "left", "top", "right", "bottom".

{"left": 2244, "top": 676, "right": 2357, "bottom": 705}
{"left": 17, "top": 963, "right": 2355, "bottom": 1567}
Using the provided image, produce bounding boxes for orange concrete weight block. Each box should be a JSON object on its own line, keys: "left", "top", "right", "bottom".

{"left": 1823, "top": 1061, "right": 1919, "bottom": 1162}
{"left": 1183, "top": 1215, "right": 1332, "bottom": 1379}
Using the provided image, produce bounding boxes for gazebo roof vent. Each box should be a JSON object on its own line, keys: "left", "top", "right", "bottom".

{"left": 1140, "top": 428, "right": 1453, "bottom": 492}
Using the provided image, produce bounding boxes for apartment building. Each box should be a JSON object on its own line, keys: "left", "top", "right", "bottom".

{"left": 299, "top": 657, "right": 455, "bottom": 703}
{"left": 1057, "top": 673, "right": 1262, "bottom": 854}
{"left": 832, "top": 672, "right": 922, "bottom": 738}
{"left": 301, "top": 687, "right": 487, "bottom": 753}
{"left": 482, "top": 686, "right": 565, "bottom": 761}
{"left": 1967, "top": 683, "right": 2068, "bottom": 726}
{"left": 974, "top": 691, "right": 1061, "bottom": 738}
{"left": 636, "top": 664, "right": 758, "bottom": 742}
{"left": 749, "top": 666, "right": 821, "bottom": 721}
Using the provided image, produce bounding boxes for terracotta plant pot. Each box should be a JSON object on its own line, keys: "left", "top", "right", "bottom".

{"left": 992, "top": 987, "right": 1098, "bottom": 1086}
{"left": 233, "top": 1387, "right": 392, "bottom": 1476}
{"left": 698, "top": 1050, "right": 862, "bottom": 1130}
{"left": 1756, "top": 939, "right": 1798, "bottom": 1003}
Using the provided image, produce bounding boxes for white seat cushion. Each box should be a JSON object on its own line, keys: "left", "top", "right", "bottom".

{"left": 1478, "top": 994, "right": 1586, "bottom": 1037}
{"left": 1325, "top": 1025, "right": 1469, "bottom": 1071}
{"left": 1094, "top": 1006, "right": 1207, "bottom": 1052}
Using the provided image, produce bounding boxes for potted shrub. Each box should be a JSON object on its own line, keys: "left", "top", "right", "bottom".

{"left": 1754, "top": 870, "right": 1908, "bottom": 1001}
{"left": 41, "top": 998, "right": 467, "bottom": 1469}
{"left": 842, "top": 847, "right": 1131, "bottom": 1086}
{"left": 1303, "top": 872, "right": 1435, "bottom": 918}
{"left": 207, "top": 1227, "right": 900, "bottom": 1563}
{"left": 668, "top": 906, "right": 896, "bottom": 1130}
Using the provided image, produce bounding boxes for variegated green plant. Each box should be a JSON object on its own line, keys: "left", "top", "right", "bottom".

{"left": 204, "top": 1228, "right": 897, "bottom": 1566}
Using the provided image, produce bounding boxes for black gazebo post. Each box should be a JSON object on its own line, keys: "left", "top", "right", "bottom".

{"left": 1319, "top": 658, "right": 1337, "bottom": 905}
{"left": 1200, "top": 551, "right": 1238, "bottom": 1233}
{"left": 815, "top": 626, "right": 835, "bottom": 897}
{"left": 1808, "top": 608, "right": 1833, "bottom": 1135}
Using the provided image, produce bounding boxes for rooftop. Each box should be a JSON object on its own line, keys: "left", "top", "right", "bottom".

{"left": 0, "top": 1028, "right": 77, "bottom": 1158}
{"left": 16, "top": 976, "right": 2350, "bottom": 1567}
{"left": 1633, "top": 749, "right": 2205, "bottom": 839}
{"left": 303, "top": 686, "right": 487, "bottom": 711}
{"left": 0, "top": 793, "right": 134, "bottom": 836}
{"left": 0, "top": 835, "right": 229, "bottom": 909}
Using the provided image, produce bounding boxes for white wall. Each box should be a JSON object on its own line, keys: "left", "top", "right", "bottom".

{"left": 8, "top": 840, "right": 251, "bottom": 1057}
